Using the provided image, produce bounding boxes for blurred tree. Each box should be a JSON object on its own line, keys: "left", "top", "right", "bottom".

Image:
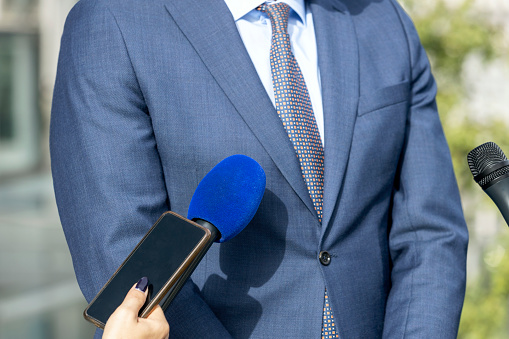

{"left": 399, "top": 0, "right": 509, "bottom": 337}
{"left": 459, "top": 232, "right": 509, "bottom": 338}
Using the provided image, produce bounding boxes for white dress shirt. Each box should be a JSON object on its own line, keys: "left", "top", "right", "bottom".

{"left": 223, "top": 0, "right": 325, "bottom": 145}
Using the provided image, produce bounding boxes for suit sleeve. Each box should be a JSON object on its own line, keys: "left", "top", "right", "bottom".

{"left": 50, "top": 2, "right": 232, "bottom": 337}
{"left": 382, "top": 2, "right": 469, "bottom": 338}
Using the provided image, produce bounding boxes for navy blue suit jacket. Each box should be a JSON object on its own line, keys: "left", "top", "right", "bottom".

{"left": 50, "top": 0, "right": 468, "bottom": 337}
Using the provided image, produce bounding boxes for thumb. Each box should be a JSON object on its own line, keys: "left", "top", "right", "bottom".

{"left": 119, "top": 277, "right": 149, "bottom": 313}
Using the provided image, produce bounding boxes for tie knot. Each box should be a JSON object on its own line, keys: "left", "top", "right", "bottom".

{"left": 257, "top": 2, "right": 290, "bottom": 33}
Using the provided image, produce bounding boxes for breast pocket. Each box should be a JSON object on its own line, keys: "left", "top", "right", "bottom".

{"left": 350, "top": 81, "right": 411, "bottom": 186}
{"left": 357, "top": 81, "right": 410, "bottom": 116}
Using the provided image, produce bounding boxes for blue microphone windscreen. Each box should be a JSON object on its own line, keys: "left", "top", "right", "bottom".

{"left": 187, "top": 155, "right": 266, "bottom": 242}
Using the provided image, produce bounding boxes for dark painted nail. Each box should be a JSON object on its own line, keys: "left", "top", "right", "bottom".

{"left": 135, "top": 277, "right": 149, "bottom": 292}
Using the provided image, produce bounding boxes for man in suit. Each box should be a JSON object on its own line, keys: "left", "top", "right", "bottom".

{"left": 50, "top": 0, "right": 468, "bottom": 337}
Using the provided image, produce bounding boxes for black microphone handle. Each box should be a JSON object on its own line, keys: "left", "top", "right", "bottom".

{"left": 159, "top": 219, "right": 219, "bottom": 312}
{"left": 485, "top": 179, "right": 509, "bottom": 227}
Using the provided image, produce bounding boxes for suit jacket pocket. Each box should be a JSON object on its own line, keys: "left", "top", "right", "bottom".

{"left": 358, "top": 81, "right": 410, "bottom": 116}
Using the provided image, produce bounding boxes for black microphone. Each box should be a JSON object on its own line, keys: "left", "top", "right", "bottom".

{"left": 467, "top": 142, "right": 509, "bottom": 226}
{"left": 84, "top": 154, "right": 266, "bottom": 328}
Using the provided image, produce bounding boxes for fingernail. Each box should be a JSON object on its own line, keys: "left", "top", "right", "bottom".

{"left": 135, "top": 277, "right": 149, "bottom": 292}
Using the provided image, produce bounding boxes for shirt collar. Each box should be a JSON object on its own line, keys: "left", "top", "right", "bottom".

{"left": 224, "top": 0, "right": 306, "bottom": 24}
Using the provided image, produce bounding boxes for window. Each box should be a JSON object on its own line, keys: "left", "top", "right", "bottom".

{"left": 0, "top": 33, "right": 39, "bottom": 175}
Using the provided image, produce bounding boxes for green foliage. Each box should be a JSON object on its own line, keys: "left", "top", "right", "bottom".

{"left": 399, "top": 0, "right": 509, "bottom": 337}
{"left": 460, "top": 236, "right": 509, "bottom": 338}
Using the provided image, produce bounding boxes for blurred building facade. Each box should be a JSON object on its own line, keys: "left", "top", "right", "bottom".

{"left": 0, "top": 0, "right": 95, "bottom": 337}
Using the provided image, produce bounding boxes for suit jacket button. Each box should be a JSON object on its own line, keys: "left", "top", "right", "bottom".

{"left": 319, "top": 251, "right": 331, "bottom": 266}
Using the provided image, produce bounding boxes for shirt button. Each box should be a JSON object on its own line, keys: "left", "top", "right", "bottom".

{"left": 319, "top": 251, "right": 331, "bottom": 266}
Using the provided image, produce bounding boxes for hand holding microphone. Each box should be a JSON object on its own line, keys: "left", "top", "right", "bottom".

{"left": 84, "top": 154, "right": 266, "bottom": 328}
{"left": 103, "top": 277, "right": 169, "bottom": 339}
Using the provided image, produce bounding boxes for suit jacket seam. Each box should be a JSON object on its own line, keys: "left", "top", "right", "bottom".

{"left": 103, "top": 5, "right": 171, "bottom": 209}
{"left": 389, "top": 0, "right": 415, "bottom": 106}
{"left": 105, "top": 6, "right": 149, "bottom": 114}
{"left": 387, "top": 2, "right": 416, "bottom": 338}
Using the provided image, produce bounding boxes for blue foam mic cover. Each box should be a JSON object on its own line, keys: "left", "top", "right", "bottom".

{"left": 187, "top": 155, "right": 266, "bottom": 242}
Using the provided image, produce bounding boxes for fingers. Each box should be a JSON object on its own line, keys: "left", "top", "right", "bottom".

{"left": 142, "top": 306, "right": 170, "bottom": 339}
{"left": 104, "top": 277, "right": 170, "bottom": 339}
{"left": 147, "top": 305, "right": 167, "bottom": 323}
{"left": 119, "top": 277, "right": 149, "bottom": 313}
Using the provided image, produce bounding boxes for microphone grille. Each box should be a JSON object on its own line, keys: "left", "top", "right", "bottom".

{"left": 478, "top": 166, "right": 509, "bottom": 188}
{"left": 467, "top": 142, "right": 507, "bottom": 176}
{"left": 467, "top": 142, "right": 509, "bottom": 187}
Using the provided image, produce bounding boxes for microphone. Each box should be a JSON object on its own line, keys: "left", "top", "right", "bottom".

{"left": 467, "top": 142, "right": 509, "bottom": 226}
{"left": 84, "top": 154, "right": 266, "bottom": 328}
{"left": 188, "top": 154, "right": 267, "bottom": 242}
{"left": 158, "top": 154, "right": 267, "bottom": 311}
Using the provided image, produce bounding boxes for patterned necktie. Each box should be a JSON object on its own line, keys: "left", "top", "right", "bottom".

{"left": 258, "top": 3, "right": 338, "bottom": 338}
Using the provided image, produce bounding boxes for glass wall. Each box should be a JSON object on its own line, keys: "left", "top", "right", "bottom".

{"left": 0, "top": 0, "right": 95, "bottom": 338}
{"left": 0, "top": 33, "right": 39, "bottom": 175}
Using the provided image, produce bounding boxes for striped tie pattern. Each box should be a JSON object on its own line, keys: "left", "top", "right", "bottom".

{"left": 258, "top": 3, "right": 338, "bottom": 338}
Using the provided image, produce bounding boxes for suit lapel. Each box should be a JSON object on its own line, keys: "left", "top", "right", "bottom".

{"left": 311, "top": 0, "right": 360, "bottom": 230}
{"left": 164, "top": 0, "right": 317, "bottom": 217}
